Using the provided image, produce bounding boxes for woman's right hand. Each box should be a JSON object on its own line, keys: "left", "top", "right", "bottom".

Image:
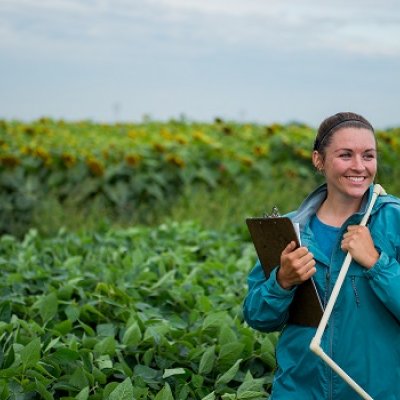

{"left": 276, "top": 241, "right": 316, "bottom": 290}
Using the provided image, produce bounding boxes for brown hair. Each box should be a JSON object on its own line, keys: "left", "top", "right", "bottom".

{"left": 314, "top": 112, "right": 375, "bottom": 154}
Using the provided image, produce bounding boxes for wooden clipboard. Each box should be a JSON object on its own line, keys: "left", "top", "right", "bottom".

{"left": 246, "top": 216, "right": 324, "bottom": 327}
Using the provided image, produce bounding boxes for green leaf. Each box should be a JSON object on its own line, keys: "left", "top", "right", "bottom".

{"left": 198, "top": 345, "right": 216, "bottom": 375}
{"left": 78, "top": 320, "right": 96, "bottom": 336}
{"left": 218, "top": 342, "right": 244, "bottom": 370}
{"left": 162, "top": 368, "right": 186, "bottom": 378}
{"left": 122, "top": 322, "right": 142, "bottom": 346}
{"left": 96, "top": 354, "right": 113, "bottom": 370}
{"left": 260, "top": 335, "right": 276, "bottom": 369}
{"left": 201, "top": 392, "right": 216, "bottom": 400}
{"left": 65, "top": 304, "right": 80, "bottom": 322}
{"left": 0, "top": 381, "right": 9, "bottom": 400}
{"left": 43, "top": 337, "right": 61, "bottom": 353}
{"left": 48, "top": 347, "right": 80, "bottom": 365}
{"left": 69, "top": 366, "right": 89, "bottom": 390}
{"left": 196, "top": 295, "right": 212, "bottom": 313}
{"left": 221, "top": 395, "right": 236, "bottom": 400}
{"left": 63, "top": 256, "right": 83, "bottom": 269}
{"left": 96, "top": 323, "right": 115, "bottom": 337}
{"left": 218, "top": 325, "right": 237, "bottom": 346}
{"left": 35, "top": 379, "right": 54, "bottom": 400}
{"left": 216, "top": 358, "right": 242, "bottom": 385}
{"left": 20, "top": 337, "right": 41, "bottom": 369}
{"left": 75, "top": 386, "right": 89, "bottom": 400}
{"left": 154, "top": 383, "right": 174, "bottom": 400}
{"left": 36, "top": 293, "right": 58, "bottom": 322}
{"left": 133, "top": 364, "right": 161, "bottom": 384}
{"left": 108, "top": 378, "right": 134, "bottom": 400}
{"left": 237, "top": 391, "right": 265, "bottom": 399}
{"left": 202, "top": 311, "right": 229, "bottom": 331}
{"left": 52, "top": 319, "right": 73, "bottom": 335}
{"left": 237, "top": 372, "right": 266, "bottom": 395}
{"left": 93, "top": 336, "right": 116, "bottom": 356}
{"left": 149, "top": 270, "right": 176, "bottom": 290}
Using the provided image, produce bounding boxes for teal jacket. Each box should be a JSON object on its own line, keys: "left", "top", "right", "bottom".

{"left": 243, "top": 184, "right": 400, "bottom": 399}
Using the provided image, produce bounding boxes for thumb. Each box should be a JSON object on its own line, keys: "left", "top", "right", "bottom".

{"left": 281, "top": 241, "right": 297, "bottom": 256}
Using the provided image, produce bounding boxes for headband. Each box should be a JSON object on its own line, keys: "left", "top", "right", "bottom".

{"left": 313, "top": 118, "right": 374, "bottom": 151}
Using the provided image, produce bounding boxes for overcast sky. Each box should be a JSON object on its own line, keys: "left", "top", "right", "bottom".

{"left": 1, "top": 0, "right": 400, "bottom": 128}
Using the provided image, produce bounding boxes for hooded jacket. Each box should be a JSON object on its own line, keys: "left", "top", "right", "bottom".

{"left": 243, "top": 184, "right": 400, "bottom": 399}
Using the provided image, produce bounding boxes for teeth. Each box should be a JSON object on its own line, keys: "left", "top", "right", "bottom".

{"left": 347, "top": 177, "right": 364, "bottom": 182}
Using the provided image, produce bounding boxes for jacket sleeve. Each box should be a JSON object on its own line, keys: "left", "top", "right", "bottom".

{"left": 243, "top": 260, "right": 297, "bottom": 332}
{"left": 365, "top": 251, "right": 400, "bottom": 321}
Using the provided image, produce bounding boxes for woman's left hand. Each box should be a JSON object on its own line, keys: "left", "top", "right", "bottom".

{"left": 341, "top": 225, "right": 379, "bottom": 269}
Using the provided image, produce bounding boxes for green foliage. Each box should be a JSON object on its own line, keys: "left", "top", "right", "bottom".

{"left": 2, "top": 118, "right": 400, "bottom": 236}
{"left": 0, "top": 221, "right": 275, "bottom": 399}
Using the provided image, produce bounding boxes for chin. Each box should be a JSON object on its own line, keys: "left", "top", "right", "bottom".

{"left": 345, "top": 186, "right": 370, "bottom": 198}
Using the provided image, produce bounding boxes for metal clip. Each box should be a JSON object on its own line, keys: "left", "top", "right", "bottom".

{"left": 263, "top": 205, "right": 280, "bottom": 218}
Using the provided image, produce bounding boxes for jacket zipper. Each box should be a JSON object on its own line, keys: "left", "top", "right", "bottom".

{"left": 351, "top": 276, "right": 360, "bottom": 307}
{"left": 324, "top": 269, "right": 334, "bottom": 400}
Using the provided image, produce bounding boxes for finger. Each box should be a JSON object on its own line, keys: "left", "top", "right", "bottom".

{"left": 306, "top": 266, "right": 317, "bottom": 278}
{"left": 281, "top": 241, "right": 297, "bottom": 256}
{"left": 300, "top": 250, "right": 314, "bottom": 262}
{"left": 297, "top": 263, "right": 317, "bottom": 282}
{"left": 291, "top": 246, "right": 310, "bottom": 258}
{"left": 298, "top": 257, "right": 316, "bottom": 274}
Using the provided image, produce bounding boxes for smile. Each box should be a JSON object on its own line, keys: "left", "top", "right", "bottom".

{"left": 346, "top": 176, "right": 365, "bottom": 182}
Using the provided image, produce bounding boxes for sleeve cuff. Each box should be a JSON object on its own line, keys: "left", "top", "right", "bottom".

{"left": 262, "top": 267, "right": 297, "bottom": 298}
{"left": 364, "top": 251, "right": 388, "bottom": 279}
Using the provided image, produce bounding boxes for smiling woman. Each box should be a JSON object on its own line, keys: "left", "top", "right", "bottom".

{"left": 243, "top": 111, "right": 400, "bottom": 399}
{"left": 312, "top": 113, "right": 378, "bottom": 227}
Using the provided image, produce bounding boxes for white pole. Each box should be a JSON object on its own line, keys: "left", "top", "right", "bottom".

{"left": 309, "top": 184, "right": 386, "bottom": 400}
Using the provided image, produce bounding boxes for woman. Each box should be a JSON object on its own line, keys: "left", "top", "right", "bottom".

{"left": 243, "top": 112, "right": 400, "bottom": 399}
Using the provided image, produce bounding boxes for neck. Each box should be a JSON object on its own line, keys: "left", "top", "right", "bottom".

{"left": 317, "top": 193, "right": 363, "bottom": 227}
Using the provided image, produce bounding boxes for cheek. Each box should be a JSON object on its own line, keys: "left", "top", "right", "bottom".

{"left": 325, "top": 159, "right": 346, "bottom": 174}
{"left": 370, "top": 160, "right": 378, "bottom": 172}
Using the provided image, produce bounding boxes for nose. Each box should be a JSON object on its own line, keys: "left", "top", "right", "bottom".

{"left": 351, "top": 155, "right": 365, "bottom": 171}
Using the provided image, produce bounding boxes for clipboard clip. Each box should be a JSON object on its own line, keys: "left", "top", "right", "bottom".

{"left": 263, "top": 206, "right": 281, "bottom": 218}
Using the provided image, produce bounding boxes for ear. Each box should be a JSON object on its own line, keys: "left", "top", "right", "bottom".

{"left": 312, "top": 151, "right": 324, "bottom": 172}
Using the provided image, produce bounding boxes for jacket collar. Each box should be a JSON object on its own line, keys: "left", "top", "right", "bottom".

{"left": 290, "top": 183, "right": 397, "bottom": 229}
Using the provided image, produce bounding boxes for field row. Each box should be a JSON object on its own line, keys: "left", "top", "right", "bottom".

{"left": 0, "top": 221, "right": 275, "bottom": 399}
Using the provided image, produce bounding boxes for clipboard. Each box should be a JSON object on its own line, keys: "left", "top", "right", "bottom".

{"left": 246, "top": 216, "right": 324, "bottom": 327}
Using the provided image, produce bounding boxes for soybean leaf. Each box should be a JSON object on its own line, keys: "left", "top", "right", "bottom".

{"left": 93, "top": 336, "right": 116, "bottom": 356}
{"left": 202, "top": 311, "right": 228, "bottom": 331}
{"left": 154, "top": 383, "right": 174, "bottom": 400}
{"left": 122, "top": 322, "right": 142, "bottom": 346}
{"left": 237, "top": 391, "right": 265, "bottom": 399}
{"left": 198, "top": 346, "right": 216, "bottom": 375}
{"left": 35, "top": 293, "right": 58, "bottom": 322}
{"left": 108, "top": 378, "right": 133, "bottom": 400}
{"left": 35, "top": 379, "right": 54, "bottom": 400}
{"left": 260, "top": 335, "right": 276, "bottom": 369}
{"left": 20, "top": 337, "right": 41, "bottom": 369}
{"left": 75, "top": 386, "right": 89, "bottom": 400}
{"left": 162, "top": 368, "right": 186, "bottom": 379}
{"left": 69, "top": 366, "right": 89, "bottom": 390}
{"left": 218, "top": 325, "right": 237, "bottom": 346}
{"left": 218, "top": 342, "right": 245, "bottom": 371}
{"left": 216, "top": 358, "right": 242, "bottom": 385}
{"left": 201, "top": 392, "right": 216, "bottom": 400}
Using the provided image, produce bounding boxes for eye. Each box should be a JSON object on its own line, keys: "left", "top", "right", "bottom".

{"left": 363, "top": 153, "right": 376, "bottom": 161}
{"left": 339, "top": 152, "right": 351, "bottom": 159}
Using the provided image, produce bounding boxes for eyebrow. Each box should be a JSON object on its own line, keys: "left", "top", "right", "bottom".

{"left": 334, "top": 148, "right": 377, "bottom": 153}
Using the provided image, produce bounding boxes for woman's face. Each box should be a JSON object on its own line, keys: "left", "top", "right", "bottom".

{"left": 313, "top": 127, "right": 377, "bottom": 201}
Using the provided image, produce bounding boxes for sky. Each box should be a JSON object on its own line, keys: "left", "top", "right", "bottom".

{"left": 1, "top": 0, "right": 400, "bottom": 129}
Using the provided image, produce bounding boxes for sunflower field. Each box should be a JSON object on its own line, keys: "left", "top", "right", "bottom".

{"left": 1, "top": 118, "right": 400, "bottom": 399}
